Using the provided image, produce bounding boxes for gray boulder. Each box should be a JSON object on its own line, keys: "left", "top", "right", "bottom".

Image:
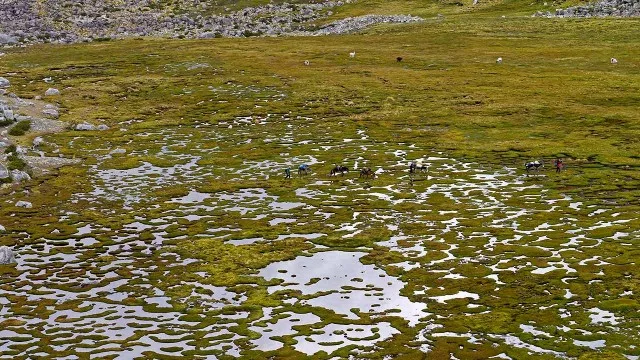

{"left": 75, "top": 123, "right": 96, "bottom": 131}
{"left": 0, "top": 34, "right": 17, "bottom": 45}
{"left": 11, "top": 170, "right": 31, "bottom": 183}
{"left": 42, "top": 108, "right": 59, "bottom": 118}
{"left": 0, "top": 246, "right": 16, "bottom": 265}
{"left": 15, "top": 200, "right": 32, "bottom": 208}
{"left": 45, "top": 88, "right": 60, "bottom": 96}
{"left": 0, "top": 164, "right": 8, "bottom": 179}
{"left": 0, "top": 224, "right": 5, "bottom": 233}
{"left": 0, "top": 77, "right": 10, "bottom": 88}
{"left": 3, "top": 109, "right": 14, "bottom": 121}
{"left": 97, "top": 124, "right": 109, "bottom": 131}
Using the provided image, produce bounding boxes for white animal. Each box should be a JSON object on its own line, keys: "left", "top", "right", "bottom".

{"left": 610, "top": 58, "right": 618, "bottom": 64}
{"left": 32, "top": 136, "right": 44, "bottom": 149}
{"left": 304, "top": 60, "right": 310, "bottom": 66}
{"left": 349, "top": 51, "right": 356, "bottom": 58}
{"left": 496, "top": 57, "right": 503, "bottom": 64}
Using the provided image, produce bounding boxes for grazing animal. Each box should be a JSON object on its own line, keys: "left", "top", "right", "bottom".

{"left": 32, "top": 136, "right": 44, "bottom": 150}
{"left": 611, "top": 58, "right": 618, "bottom": 64}
{"left": 298, "top": 164, "right": 311, "bottom": 176}
{"left": 349, "top": 51, "right": 356, "bottom": 58}
{"left": 525, "top": 160, "right": 544, "bottom": 174}
{"left": 360, "top": 167, "right": 375, "bottom": 179}
{"left": 496, "top": 57, "right": 503, "bottom": 64}
{"left": 409, "top": 161, "right": 428, "bottom": 174}
{"left": 396, "top": 57, "right": 403, "bottom": 62}
{"left": 304, "top": 60, "right": 310, "bottom": 66}
{"left": 330, "top": 165, "right": 349, "bottom": 176}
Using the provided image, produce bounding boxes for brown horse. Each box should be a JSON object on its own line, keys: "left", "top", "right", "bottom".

{"left": 360, "top": 167, "right": 375, "bottom": 179}
{"left": 330, "top": 165, "right": 349, "bottom": 176}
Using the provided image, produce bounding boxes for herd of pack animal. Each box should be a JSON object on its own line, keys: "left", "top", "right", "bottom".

{"left": 285, "top": 159, "right": 564, "bottom": 179}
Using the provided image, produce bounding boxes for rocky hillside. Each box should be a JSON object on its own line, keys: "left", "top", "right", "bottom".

{"left": 534, "top": 0, "right": 640, "bottom": 17}
{"left": 0, "top": 0, "right": 422, "bottom": 45}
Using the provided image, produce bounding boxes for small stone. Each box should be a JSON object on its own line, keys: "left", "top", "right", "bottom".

{"left": 97, "top": 124, "right": 109, "bottom": 131}
{"left": 15, "top": 200, "right": 32, "bottom": 208}
{"left": 45, "top": 88, "right": 60, "bottom": 96}
{"left": 75, "top": 123, "right": 96, "bottom": 131}
{"left": 0, "top": 224, "right": 5, "bottom": 233}
{"left": 42, "top": 108, "right": 59, "bottom": 118}
{"left": 0, "top": 77, "right": 10, "bottom": 88}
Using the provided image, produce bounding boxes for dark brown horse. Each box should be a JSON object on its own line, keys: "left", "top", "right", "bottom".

{"left": 330, "top": 165, "right": 349, "bottom": 176}
{"left": 359, "top": 167, "right": 375, "bottom": 179}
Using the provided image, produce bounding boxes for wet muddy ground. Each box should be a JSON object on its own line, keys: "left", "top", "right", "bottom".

{"left": 1, "top": 109, "right": 638, "bottom": 359}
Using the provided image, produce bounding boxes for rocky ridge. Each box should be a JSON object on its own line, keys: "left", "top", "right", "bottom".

{"left": 534, "top": 0, "right": 640, "bottom": 17}
{"left": 0, "top": 0, "right": 422, "bottom": 46}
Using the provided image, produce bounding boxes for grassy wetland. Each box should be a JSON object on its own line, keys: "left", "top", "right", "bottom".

{"left": 1, "top": 1, "right": 639, "bottom": 359}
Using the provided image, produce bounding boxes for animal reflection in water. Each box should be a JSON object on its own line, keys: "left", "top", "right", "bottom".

{"left": 359, "top": 167, "right": 375, "bottom": 179}
{"left": 330, "top": 165, "right": 349, "bottom": 176}
{"left": 298, "top": 164, "right": 311, "bottom": 176}
{"left": 525, "top": 160, "right": 543, "bottom": 174}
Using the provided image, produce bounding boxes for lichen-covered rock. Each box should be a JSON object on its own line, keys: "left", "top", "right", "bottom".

{"left": 42, "top": 108, "right": 59, "bottom": 118}
{"left": 0, "top": 164, "right": 9, "bottom": 179}
{"left": 0, "top": 246, "right": 16, "bottom": 264}
{"left": 302, "top": 14, "right": 424, "bottom": 36}
{"left": 45, "top": 88, "right": 60, "bottom": 96}
{"left": 534, "top": 0, "right": 640, "bottom": 17}
{"left": 76, "top": 123, "right": 96, "bottom": 131}
{"left": 11, "top": 170, "right": 31, "bottom": 183}
{"left": 3, "top": 108, "right": 14, "bottom": 121}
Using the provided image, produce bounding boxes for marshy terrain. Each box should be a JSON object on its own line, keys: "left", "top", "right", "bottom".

{"left": 0, "top": 0, "right": 639, "bottom": 359}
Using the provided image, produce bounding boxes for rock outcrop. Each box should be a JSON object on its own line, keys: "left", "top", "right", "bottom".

{"left": 0, "top": 1, "right": 423, "bottom": 45}
{"left": 534, "top": 0, "right": 640, "bottom": 17}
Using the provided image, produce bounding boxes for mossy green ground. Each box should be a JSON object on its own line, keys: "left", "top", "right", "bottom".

{"left": 0, "top": 3, "right": 639, "bottom": 359}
